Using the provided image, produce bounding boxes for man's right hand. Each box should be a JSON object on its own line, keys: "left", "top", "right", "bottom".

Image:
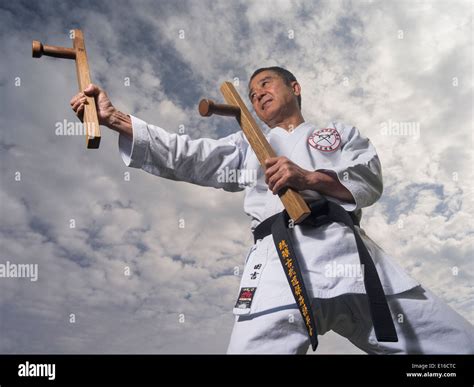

{"left": 70, "top": 84, "right": 115, "bottom": 127}
{"left": 70, "top": 84, "right": 132, "bottom": 138}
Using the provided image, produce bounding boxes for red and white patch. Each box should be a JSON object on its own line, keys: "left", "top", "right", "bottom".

{"left": 234, "top": 287, "right": 256, "bottom": 310}
{"left": 308, "top": 128, "right": 341, "bottom": 152}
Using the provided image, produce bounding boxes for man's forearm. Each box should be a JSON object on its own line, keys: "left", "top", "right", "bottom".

{"left": 108, "top": 110, "right": 133, "bottom": 139}
{"left": 306, "top": 170, "right": 355, "bottom": 204}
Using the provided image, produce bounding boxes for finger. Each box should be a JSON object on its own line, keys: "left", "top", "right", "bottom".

{"left": 83, "top": 83, "right": 100, "bottom": 96}
{"left": 73, "top": 97, "right": 87, "bottom": 110}
{"left": 266, "top": 160, "right": 290, "bottom": 184}
{"left": 265, "top": 165, "right": 277, "bottom": 184}
{"left": 272, "top": 175, "right": 288, "bottom": 194}
{"left": 76, "top": 103, "right": 85, "bottom": 122}
{"left": 264, "top": 157, "right": 280, "bottom": 169}
{"left": 265, "top": 163, "right": 278, "bottom": 180}
{"left": 72, "top": 97, "right": 87, "bottom": 112}
{"left": 268, "top": 170, "right": 284, "bottom": 191}
{"left": 70, "top": 92, "right": 85, "bottom": 107}
{"left": 264, "top": 158, "right": 284, "bottom": 179}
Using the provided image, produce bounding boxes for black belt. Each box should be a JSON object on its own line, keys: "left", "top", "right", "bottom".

{"left": 253, "top": 198, "right": 398, "bottom": 351}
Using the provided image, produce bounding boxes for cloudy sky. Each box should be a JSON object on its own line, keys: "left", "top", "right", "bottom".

{"left": 0, "top": 0, "right": 472, "bottom": 354}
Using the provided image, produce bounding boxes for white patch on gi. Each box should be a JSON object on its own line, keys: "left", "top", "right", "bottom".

{"left": 308, "top": 128, "right": 341, "bottom": 152}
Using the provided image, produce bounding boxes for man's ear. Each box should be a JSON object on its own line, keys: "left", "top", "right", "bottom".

{"left": 291, "top": 81, "right": 301, "bottom": 96}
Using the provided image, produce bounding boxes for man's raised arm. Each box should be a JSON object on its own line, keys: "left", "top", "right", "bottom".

{"left": 70, "top": 84, "right": 249, "bottom": 192}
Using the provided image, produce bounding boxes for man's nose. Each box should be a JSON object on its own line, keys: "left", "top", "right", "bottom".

{"left": 256, "top": 89, "right": 266, "bottom": 102}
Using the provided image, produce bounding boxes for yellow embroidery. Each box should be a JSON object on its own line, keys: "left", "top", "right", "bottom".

{"left": 278, "top": 239, "right": 315, "bottom": 337}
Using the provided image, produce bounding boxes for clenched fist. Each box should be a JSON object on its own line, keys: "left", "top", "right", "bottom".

{"left": 70, "top": 84, "right": 115, "bottom": 127}
{"left": 70, "top": 84, "right": 132, "bottom": 137}
{"left": 264, "top": 156, "right": 313, "bottom": 194}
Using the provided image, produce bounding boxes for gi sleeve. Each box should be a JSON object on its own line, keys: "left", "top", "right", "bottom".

{"left": 316, "top": 122, "right": 383, "bottom": 211}
{"left": 118, "top": 115, "right": 248, "bottom": 192}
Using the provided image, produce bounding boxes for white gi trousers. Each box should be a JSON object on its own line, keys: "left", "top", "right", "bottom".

{"left": 227, "top": 285, "right": 474, "bottom": 354}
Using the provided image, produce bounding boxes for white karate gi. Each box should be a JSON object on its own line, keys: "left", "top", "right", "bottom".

{"left": 119, "top": 116, "right": 474, "bottom": 354}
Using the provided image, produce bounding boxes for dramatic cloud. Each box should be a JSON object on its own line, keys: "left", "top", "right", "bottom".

{"left": 0, "top": 0, "right": 471, "bottom": 354}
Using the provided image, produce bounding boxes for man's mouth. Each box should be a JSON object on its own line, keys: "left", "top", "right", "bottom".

{"left": 261, "top": 99, "right": 273, "bottom": 110}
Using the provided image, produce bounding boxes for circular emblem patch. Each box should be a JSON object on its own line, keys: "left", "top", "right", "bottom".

{"left": 308, "top": 128, "right": 341, "bottom": 152}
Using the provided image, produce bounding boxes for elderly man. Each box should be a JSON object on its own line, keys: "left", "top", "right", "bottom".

{"left": 70, "top": 66, "right": 474, "bottom": 354}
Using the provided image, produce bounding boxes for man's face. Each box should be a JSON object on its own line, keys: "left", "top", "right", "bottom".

{"left": 248, "top": 70, "right": 300, "bottom": 127}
